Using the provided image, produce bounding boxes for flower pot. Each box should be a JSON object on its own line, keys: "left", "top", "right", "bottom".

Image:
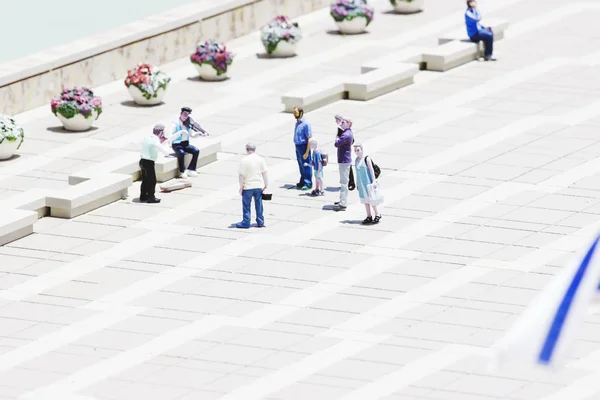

{"left": 270, "top": 40, "right": 296, "bottom": 57}
{"left": 193, "top": 64, "right": 228, "bottom": 81}
{"left": 392, "top": 0, "right": 424, "bottom": 13}
{"left": 336, "top": 17, "right": 369, "bottom": 34}
{"left": 127, "top": 85, "right": 167, "bottom": 105}
{"left": 56, "top": 111, "right": 98, "bottom": 132}
{"left": 0, "top": 138, "right": 21, "bottom": 160}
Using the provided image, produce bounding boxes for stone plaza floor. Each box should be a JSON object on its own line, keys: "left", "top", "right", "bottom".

{"left": 3, "top": 0, "right": 600, "bottom": 399}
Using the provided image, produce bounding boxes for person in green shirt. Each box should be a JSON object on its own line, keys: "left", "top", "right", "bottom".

{"left": 139, "top": 124, "right": 172, "bottom": 203}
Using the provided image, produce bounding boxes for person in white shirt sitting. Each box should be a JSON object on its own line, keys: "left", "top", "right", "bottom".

{"left": 237, "top": 142, "right": 268, "bottom": 228}
{"left": 139, "top": 124, "right": 172, "bottom": 203}
{"left": 168, "top": 106, "right": 210, "bottom": 179}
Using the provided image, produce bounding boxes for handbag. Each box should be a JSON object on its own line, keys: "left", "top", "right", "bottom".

{"left": 348, "top": 166, "right": 356, "bottom": 191}
{"left": 262, "top": 193, "right": 272, "bottom": 201}
{"left": 366, "top": 183, "right": 384, "bottom": 206}
{"left": 365, "top": 156, "right": 381, "bottom": 178}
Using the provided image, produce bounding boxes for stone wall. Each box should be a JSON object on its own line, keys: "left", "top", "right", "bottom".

{"left": 0, "top": 0, "right": 330, "bottom": 115}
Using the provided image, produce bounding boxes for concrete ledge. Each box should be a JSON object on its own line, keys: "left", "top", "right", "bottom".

{"left": 0, "top": 189, "right": 50, "bottom": 218}
{"left": 281, "top": 78, "right": 347, "bottom": 113}
{"left": 156, "top": 140, "right": 221, "bottom": 181}
{"left": 360, "top": 46, "right": 426, "bottom": 73}
{"left": 346, "top": 63, "right": 418, "bottom": 101}
{"left": 422, "top": 41, "right": 480, "bottom": 72}
{"left": 438, "top": 19, "right": 509, "bottom": 45}
{"left": 281, "top": 62, "right": 420, "bottom": 111}
{"left": 46, "top": 173, "right": 132, "bottom": 219}
{"left": 0, "top": 209, "right": 38, "bottom": 246}
{"left": 69, "top": 139, "right": 221, "bottom": 184}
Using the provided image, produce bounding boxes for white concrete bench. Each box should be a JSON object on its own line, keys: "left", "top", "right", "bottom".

{"left": 422, "top": 41, "right": 480, "bottom": 72}
{"left": 69, "top": 152, "right": 139, "bottom": 185}
{"left": 281, "top": 77, "right": 346, "bottom": 113}
{"left": 0, "top": 188, "right": 50, "bottom": 218}
{"left": 345, "top": 63, "right": 418, "bottom": 100}
{"left": 69, "top": 139, "right": 221, "bottom": 184}
{"left": 0, "top": 209, "right": 38, "bottom": 246}
{"left": 155, "top": 139, "right": 221, "bottom": 181}
{"left": 360, "top": 46, "right": 426, "bottom": 73}
{"left": 438, "top": 19, "right": 509, "bottom": 45}
{"left": 46, "top": 173, "right": 132, "bottom": 218}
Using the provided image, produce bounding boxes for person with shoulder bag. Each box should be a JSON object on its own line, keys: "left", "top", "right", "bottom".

{"left": 353, "top": 143, "right": 383, "bottom": 225}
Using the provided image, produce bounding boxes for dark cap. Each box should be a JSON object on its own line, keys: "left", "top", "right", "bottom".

{"left": 181, "top": 107, "right": 192, "bottom": 113}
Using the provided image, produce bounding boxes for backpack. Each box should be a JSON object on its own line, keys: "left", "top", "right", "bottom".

{"left": 321, "top": 152, "right": 328, "bottom": 167}
{"left": 366, "top": 156, "right": 381, "bottom": 179}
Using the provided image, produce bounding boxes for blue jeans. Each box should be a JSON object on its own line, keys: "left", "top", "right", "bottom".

{"left": 172, "top": 141, "right": 199, "bottom": 173}
{"left": 241, "top": 188, "right": 264, "bottom": 227}
{"left": 295, "top": 143, "right": 312, "bottom": 187}
{"left": 470, "top": 29, "right": 494, "bottom": 57}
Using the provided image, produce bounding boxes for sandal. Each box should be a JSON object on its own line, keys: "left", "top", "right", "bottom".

{"left": 362, "top": 216, "right": 373, "bottom": 225}
{"left": 373, "top": 215, "right": 381, "bottom": 224}
{"left": 310, "top": 190, "right": 317, "bottom": 196}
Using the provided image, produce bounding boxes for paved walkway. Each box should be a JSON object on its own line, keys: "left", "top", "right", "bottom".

{"left": 3, "top": 0, "right": 600, "bottom": 399}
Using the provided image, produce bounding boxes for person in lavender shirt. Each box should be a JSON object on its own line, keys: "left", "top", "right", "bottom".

{"left": 465, "top": 0, "right": 496, "bottom": 61}
{"left": 333, "top": 114, "right": 354, "bottom": 212}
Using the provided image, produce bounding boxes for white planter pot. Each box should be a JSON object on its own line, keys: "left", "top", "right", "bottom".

{"left": 56, "top": 111, "right": 98, "bottom": 132}
{"left": 336, "top": 17, "right": 368, "bottom": 34}
{"left": 193, "top": 63, "right": 228, "bottom": 81}
{"left": 392, "top": 0, "right": 424, "bottom": 13}
{"left": 127, "top": 85, "right": 167, "bottom": 105}
{"left": 269, "top": 40, "right": 297, "bottom": 57}
{"left": 0, "top": 137, "right": 21, "bottom": 160}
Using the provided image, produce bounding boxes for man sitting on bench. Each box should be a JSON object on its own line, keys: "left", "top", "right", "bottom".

{"left": 168, "top": 106, "right": 210, "bottom": 179}
{"left": 465, "top": 0, "right": 496, "bottom": 61}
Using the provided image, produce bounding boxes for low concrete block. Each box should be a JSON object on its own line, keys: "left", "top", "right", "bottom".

{"left": 155, "top": 140, "right": 221, "bottom": 181}
{"left": 281, "top": 77, "right": 346, "bottom": 113}
{"left": 68, "top": 152, "right": 139, "bottom": 185}
{"left": 438, "top": 19, "right": 509, "bottom": 44}
{"left": 360, "top": 46, "right": 426, "bottom": 73}
{"left": 0, "top": 188, "right": 50, "bottom": 218}
{"left": 0, "top": 209, "right": 38, "bottom": 246}
{"left": 47, "top": 173, "right": 132, "bottom": 218}
{"left": 346, "top": 63, "right": 419, "bottom": 101}
{"left": 422, "top": 41, "right": 479, "bottom": 72}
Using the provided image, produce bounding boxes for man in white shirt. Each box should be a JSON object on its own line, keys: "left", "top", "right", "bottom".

{"left": 237, "top": 142, "right": 268, "bottom": 228}
{"left": 140, "top": 124, "right": 172, "bottom": 203}
{"left": 168, "top": 106, "right": 209, "bottom": 179}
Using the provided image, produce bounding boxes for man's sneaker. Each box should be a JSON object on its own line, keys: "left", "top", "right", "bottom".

{"left": 235, "top": 222, "right": 250, "bottom": 229}
{"left": 147, "top": 197, "right": 161, "bottom": 204}
{"left": 301, "top": 185, "right": 311, "bottom": 191}
{"left": 187, "top": 170, "right": 198, "bottom": 177}
{"left": 296, "top": 183, "right": 303, "bottom": 188}
{"left": 334, "top": 205, "right": 347, "bottom": 211}
{"left": 180, "top": 171, "right": 188, "bottom": 179}
{"left": 484, "top": 56, "right": 497, "bottom": 61}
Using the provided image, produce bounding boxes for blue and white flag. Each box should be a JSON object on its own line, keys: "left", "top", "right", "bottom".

{"left": 492, "top": 233, "right": 600, "bottom": 368}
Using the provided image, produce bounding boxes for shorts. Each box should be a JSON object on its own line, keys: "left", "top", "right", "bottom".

{"left": 314, "top": 169, "right": 323, "bottom": 180}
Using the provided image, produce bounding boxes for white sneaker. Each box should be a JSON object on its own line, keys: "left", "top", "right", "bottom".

{"left": 187, "top": 170, "right": 198, "bottom": 177}
{"left": 180, "top": 171, "right": 188, "bottom": 179}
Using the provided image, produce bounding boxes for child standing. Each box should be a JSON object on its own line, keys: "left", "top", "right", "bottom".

{"left": 306, "top": 138, "right": 325, "bottom": 196}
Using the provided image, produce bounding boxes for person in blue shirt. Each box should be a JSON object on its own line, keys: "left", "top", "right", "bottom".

{"left": 292, "top": 107, "right": 313, "bottom": 191}
{"left": 465, "top": 0, "right": 496, "bottom": 61}
{"left": 168, "top": 107, "right": 210, "bottom": 179}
